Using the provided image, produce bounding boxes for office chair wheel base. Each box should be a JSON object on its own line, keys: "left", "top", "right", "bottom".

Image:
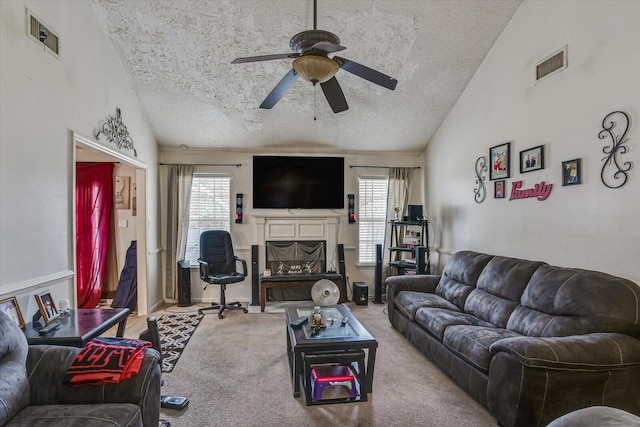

{"left": 242, "top": 308, "right": 248, "bottom": 313}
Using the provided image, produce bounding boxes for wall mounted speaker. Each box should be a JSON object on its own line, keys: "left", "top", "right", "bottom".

{"left": 347, "top": 194, "right": 356, "bottom": 224}
{"left": 235, "top": 193, "right": 243, "bottom": 224}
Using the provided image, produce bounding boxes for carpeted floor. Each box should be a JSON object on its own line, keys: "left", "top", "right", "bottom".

{"left": 155, "top": 303, "right": 498, "bottom": 427}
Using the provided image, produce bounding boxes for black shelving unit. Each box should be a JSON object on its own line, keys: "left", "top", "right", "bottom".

{"left": 387, "top": 220, "right": 430, "bottom": 275}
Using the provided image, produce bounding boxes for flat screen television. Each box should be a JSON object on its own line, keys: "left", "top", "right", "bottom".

{"left": 253, "top": 156, "right": 345, "bottom": 209}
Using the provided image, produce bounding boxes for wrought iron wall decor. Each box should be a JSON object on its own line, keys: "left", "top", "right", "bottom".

{"left": 474, "top": 156, "right": 488, "bottom": 203}
{"left": 597, "top": 110, "right": 631, "bottom": 188}
{"left": 95, "top": 107, "right": 137, "bottom": 157}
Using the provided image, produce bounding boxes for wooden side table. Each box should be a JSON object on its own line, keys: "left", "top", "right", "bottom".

{"left": 23, "top": 308, "right": 130, "bottom": 347}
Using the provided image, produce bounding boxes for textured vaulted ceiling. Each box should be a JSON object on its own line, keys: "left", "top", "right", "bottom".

{"left": 91, "top": 0, "right": 521, "bottom": 154}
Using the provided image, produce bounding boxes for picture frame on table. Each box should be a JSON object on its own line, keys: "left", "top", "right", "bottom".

{"left": 490, "top": 142, "right": 511, "bottom": 180}
{"left": 0, "top": 297, "right": 26, "bottom": 329}
{"left": 494, "top": 180, "right": 506, "bottom": 199}
{"left": 34, "top": 291, "right": 59, "bottom": 324}
{"left": 562, "top": 158, "right": 582, "bottom": 186}
{"left": 520, "top": 145, "right": 545, "bottom": 173}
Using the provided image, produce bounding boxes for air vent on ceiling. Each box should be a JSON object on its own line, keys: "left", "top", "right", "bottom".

{"left": 27, "top": 9, "right": 60, "bottom": 58}
{"left": 535, "top": 46, "right": 567, "bottom": 83}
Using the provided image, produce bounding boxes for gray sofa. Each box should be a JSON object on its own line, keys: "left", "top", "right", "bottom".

{"left": 386, "top": 250, "right": 640, "bottom": 427}
{"left": 0, "top": 311, "right": 161, "bottom": 427}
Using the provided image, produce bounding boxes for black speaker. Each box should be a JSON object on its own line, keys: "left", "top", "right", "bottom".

{"left": 408, "top": 205, "right": 423, "bottom": 221}
{"left": 251, "top": 244, "right": 259, "bottom": 306}
{"left": 235, "top": 193, "right": 243, "bottom": 224}
{"left": 347, "top": 194, "right": 355, "bottom": 224}
{"left": 353, "top": 282, "right": 368, "bottom": 305}
{"left": 177, "top": 260, "right": 192, "bottom": 307}
{"left": 337, "top": 243, "right": 348, "bottom": 303}
{"left": 373, "top": 244, "right": 383, "bottom": 304}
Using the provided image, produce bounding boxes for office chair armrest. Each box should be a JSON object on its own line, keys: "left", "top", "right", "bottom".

{"left": 198, "top": 258, "right": 210, "bottom": 278}
{"left": 235, "top": 256, "right": 248, "bottom": 276}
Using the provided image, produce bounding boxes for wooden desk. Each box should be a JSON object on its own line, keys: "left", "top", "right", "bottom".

{"left": 24, "top": 308, "right": 130, "bottom": 347}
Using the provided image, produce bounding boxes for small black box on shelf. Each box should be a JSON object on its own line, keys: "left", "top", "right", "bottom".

{"left": 353, "top": 282, "right": 369, "bottom": 305}
{"left": 408, "top": 205, "right": 423, "bottom": 221}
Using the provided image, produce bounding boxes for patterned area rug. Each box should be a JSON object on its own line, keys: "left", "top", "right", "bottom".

{"left": 158, "top": 313, "right": 203, "bottom": 373}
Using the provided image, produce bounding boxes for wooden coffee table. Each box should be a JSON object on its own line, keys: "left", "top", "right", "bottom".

{"left": 285, "top": 304, "right": 378, "bottom": 403}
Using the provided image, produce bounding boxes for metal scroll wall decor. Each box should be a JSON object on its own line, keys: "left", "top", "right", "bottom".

{"left": 95, "top": 107, "right": 137, "bottom": 157}
{"left": 597, "top": 110, "right": 632, "bottom": 188}
{"left": 474, "top": 156, "right": 488, "bottom": 203}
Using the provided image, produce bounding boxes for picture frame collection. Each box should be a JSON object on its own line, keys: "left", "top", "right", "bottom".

{"left": 0, "top": 290, "right": 60, "bottom": 329}
{"left": 487, "top": 141, "right": 582, "bottom": 199}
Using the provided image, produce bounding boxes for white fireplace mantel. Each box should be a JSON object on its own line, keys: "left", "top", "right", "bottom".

{"left": 254, "top": 212, "right": 341, "bottom": 272}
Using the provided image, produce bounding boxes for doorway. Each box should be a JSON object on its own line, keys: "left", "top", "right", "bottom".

{"left": 72, "top": 132, "right": 149, "bottom": 315}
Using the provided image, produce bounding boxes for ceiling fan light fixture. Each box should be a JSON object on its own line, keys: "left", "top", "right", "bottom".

{"left": 292, "top": 55, "right": 339, "bottom": 84}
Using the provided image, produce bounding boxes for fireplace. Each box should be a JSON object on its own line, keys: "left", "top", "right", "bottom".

{"left": 265, "top": 240, "right": 326, "bottom": 275}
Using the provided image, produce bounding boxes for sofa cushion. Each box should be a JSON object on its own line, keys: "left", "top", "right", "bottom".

{"left": 6, "top": 403, "right": 142, "bottom": 427}
{"left": 0, "top": 312, "right": 30, "bottom": 426}
{"left": 415, "top": 308, "right": 494, "bottom": 340}
{"left": 394, "top": 291, "right": 459, "bottom": 321}
{"left": 507, "top": 265, "right": 640, "bottom": 337}
{"left": 443, "top": 325, "right": 521, "bottom": 372}
{"left": 435, "top": 251, "right": 493, "bottom": 309}
{"left": 465, "top": 256, "right": 546, "bottom": 328}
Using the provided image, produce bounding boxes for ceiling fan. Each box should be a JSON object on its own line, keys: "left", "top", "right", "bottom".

{"left": 231, "top": 0, "right": 398, "bottom": 113}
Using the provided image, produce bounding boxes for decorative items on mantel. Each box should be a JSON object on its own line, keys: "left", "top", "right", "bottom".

{"left": 95, "top": 107, "right": 137, "bottom": 157}
{"left": 598, "top": 110, "right": 632, "bottom": 189}
{"left": 475, "top": 108, "right": 633, "bottom": 203}
{"left": 474, "top": 156, "right": 488, "bottom": 203}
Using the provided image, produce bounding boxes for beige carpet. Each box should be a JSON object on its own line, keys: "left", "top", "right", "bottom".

{"left": 156, "top": 303, "right": 497, "bottom": 426}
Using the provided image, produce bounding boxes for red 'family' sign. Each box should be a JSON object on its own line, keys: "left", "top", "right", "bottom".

{"left": 509, "top": 180, "right": 553, "bottom": 201}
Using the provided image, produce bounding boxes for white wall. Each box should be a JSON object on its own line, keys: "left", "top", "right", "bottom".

{"left": 160, "top": 149, "right": 423, "bottom": 304}
{"left": 0, "top": 1, "right": 161, "bottom": 316}
{"left": 424, "top": 0, "right": 639, "bottom": 283}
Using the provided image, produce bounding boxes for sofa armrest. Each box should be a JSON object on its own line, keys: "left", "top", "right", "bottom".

{"left": 487, "top": 334, "right": 640, "bottom": 427}
{"left": 27, "top": 345, "right": 161, "bottom": 427}
{"left": 490, "top": 333, "right": 640, "bottom": 370}
{"left": 386, "top": 274, "right": 441, "bottom": 320}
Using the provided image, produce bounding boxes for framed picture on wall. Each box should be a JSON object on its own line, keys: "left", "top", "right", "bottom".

{"left": 0, "top": 297, "right": 26, "bottom": 329}
{"left": 115, "top": 176, "right": 131, "bottom": 210}
{"left": 494, "top": 180, "right": 506, "bottom": 199}
{"left": 562, "top": 158, "right": 582, "bottom": 186}
{"left": 35, "top": 291, "right": 59, "bottom": 324}
{"left": 520, "top": 145, "right": 545, "bottom": 173}
{"left": 490, "top": 142, "right": 511, "bottom": 180}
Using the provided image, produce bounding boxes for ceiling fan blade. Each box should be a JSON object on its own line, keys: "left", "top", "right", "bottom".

{"left": 260, "top": 69, "right": 299, "bottom": 109}
{"left": 310, "top": 41, "right": 346, "bottom": 53}
{"left": 333, "top": 56, "right": 398, "bottom": 90}
{"left": 320, "top": 77, "right": 349, "bottom": 113}
{"left": 231, "top": 53, "right": 299, "bottom": 64}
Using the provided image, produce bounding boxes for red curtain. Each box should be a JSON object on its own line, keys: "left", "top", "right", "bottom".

{"left": 76, "top": 162, "right": 114, "bottom": 308}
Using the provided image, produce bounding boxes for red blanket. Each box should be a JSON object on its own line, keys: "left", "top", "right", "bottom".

{"left": 63, "top": 337, "right": 151, "bottom": 386}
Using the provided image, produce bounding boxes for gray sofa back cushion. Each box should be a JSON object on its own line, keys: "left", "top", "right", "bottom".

{"left": 436, "top": 251, "right": 493, "bottom": 309}
{"left": 464, "top": 256, "right": 545, "bottom": 327}
{"left": 0, "top": 312, "right": 30, "bottom": 425}
{"left": 507, "top": 265, "right": 640, "bottom": 337}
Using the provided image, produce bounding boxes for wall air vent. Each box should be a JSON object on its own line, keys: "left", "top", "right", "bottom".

{"left": 27, "top": 9, "right": 60, "bottom": 58}
{"left": 535, "top": 46, "right": 567, "bottom": 83}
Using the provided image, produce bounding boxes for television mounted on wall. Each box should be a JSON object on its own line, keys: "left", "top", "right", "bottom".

{"left": 253, "top": 156, "right": 345, "bottom": 209}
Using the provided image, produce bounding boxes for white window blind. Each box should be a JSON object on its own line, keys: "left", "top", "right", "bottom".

{"left": 185, "top": 175, "right": 231, "bottom": 264}
{"left": 358, "top": 176, "right": 388, "bottom": 263}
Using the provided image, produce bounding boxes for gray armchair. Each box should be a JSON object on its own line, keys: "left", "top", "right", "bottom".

{"left": 0, "top": 311, "right": 161, "bottom": 427}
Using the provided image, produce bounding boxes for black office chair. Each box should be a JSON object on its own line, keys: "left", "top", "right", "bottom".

{"left": 197, "top": 230, "right": 248, "bottom": 319}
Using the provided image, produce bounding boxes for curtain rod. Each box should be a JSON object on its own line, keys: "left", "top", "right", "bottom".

{"left": 349, "top": 165, "right": 421, "bottom": 169}
{"left": 160, "top": 163, "right": 242, "bottom": 167}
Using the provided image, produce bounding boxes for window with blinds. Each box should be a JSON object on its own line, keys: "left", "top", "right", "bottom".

{"left": 184, "top": 175, "right": 231, "bottom": 264}
{"left": 358, "top": 176, "right": 388, "bottom": 264}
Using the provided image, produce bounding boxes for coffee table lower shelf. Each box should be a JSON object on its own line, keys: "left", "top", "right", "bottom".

{"left": 303, "top": 350, "right": 367, "bottom": 405}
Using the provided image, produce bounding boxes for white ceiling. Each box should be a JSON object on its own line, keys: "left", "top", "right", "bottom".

{"left": 91, "top": 0, "right": 522, "bottom": 154}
